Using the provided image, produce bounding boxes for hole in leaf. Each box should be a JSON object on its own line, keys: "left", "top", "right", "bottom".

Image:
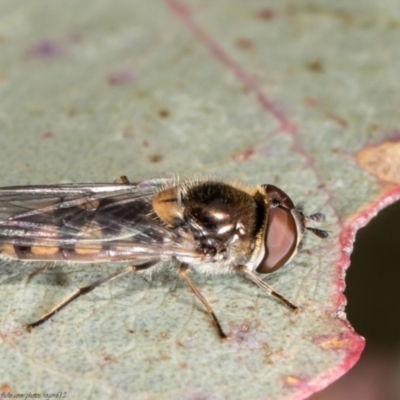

{"left": 310, "top": 200, "right": 400, "bottom": 399}
{"left": 346, "top": 200, "right": 400, "bottom": 348}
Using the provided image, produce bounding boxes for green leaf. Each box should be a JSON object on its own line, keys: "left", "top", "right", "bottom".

{"left": 2, "top": 0, "right": 399, "bottom": 398}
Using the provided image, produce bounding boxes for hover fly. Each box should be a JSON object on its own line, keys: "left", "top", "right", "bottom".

{"left": 0, "top": 176, "right": 327, "bottom": 339}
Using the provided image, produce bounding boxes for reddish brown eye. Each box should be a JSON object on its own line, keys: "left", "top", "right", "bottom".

{"left": 256, "top": 207, "right": 298, "bottom": 273}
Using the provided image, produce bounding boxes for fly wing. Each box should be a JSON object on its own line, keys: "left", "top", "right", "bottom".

{"left": 0, "top": 179, "right": 201, "bottom": 262}
{"left": 0, "top": 179, "right": 168, "bottom": 216}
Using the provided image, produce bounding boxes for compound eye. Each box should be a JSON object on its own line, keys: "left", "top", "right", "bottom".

{"left": 256, "top": 207, "right": 298, "bottom": 273}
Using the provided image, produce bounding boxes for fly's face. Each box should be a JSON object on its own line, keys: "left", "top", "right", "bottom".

{"left": 152, "top": 181, "right": 327, "bottom": 273}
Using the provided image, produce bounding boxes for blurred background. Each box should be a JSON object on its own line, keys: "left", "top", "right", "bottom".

{"left": 311, "top": 200, "right": 400, "bottom": 399}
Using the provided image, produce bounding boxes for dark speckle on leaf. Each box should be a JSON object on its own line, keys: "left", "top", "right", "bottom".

{"left": 123, "top": 125, "right": 134, "bottom": 138}
{"left": 235, "top": 37, "right": 254, "bottom": 50}
{"left": 68, "top": 107, "right": 77, "bottom": 117}
{"left": 148, "top": 153, "right": 163, "bottom": 163}
{"left": 158, "top": 109, "right": 170, "bottom": 118}
{"left": 69, "top": 32, "right": 84, "bottom": 43}
{"left": 305, "top": 59, "right": 324, "bottom": 72}
{"left": 42, "top": 131, "right": 54, "bottom": 138}
{"left": 326, "top": 112, "right": 348, "bottom": 127}
{"left": 368, "top": 123, "right": 380, "bottom": 133}
{"left": 257, "top": 9, "right": 276, "bottom": 21}
{"left": 25, "top": 40, "right": 67, "bottom": 59}
{"left": 107, "top": 68, "right": 135, "bottom": 86}
{"left": 304, "top": 97, "right": 317, "bottom": 107}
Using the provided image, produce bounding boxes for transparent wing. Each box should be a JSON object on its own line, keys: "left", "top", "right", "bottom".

{"left": 0, "top": 179, "right": 201, "bottom": 262}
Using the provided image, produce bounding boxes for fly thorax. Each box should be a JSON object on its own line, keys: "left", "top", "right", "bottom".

{"left": 181, "top": 181, "right": 262, "bottom": 266}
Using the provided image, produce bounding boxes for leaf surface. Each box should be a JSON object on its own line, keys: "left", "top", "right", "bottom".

{"left": 1, "top": 0, "right": 399, "bottom": 399}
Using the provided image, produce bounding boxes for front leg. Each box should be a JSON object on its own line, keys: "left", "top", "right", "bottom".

{"left": 114, "top": 175, "right": 130, "bottom": 184}
{"left": 236, "top": 265, "right": 299, "bottom": 312}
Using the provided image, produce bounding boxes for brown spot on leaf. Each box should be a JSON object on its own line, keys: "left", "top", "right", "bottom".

{"left": 326, "top": 112, "right": 348, "bottom": 127}
{"left": 368, "top": 123, "right": 380, "bottom": 133}
{"left": 305, "top": 59, "right": 324, "bottom": 72}
{"left": 357, "top": 141, "right": 400, "bottom": 183}
{"left": 101, "top": 353, "right": 117, "bottom": 364}
{"left": 123, "top": 125, "right": 134, "bottom": 138}
{"left": 235, "top": 37, "right": 254, "bottom": 50}
{"left": 257, "top": 9, "right": 276, "bottom": 21}
{"left": 107, "top": 68, "right": 135, "bottom": 86}
{"left": 69, "top": 32, "right": 84, "bottom": 43}
{"left": 142, "top": 140, "right": 149, "bottom": 147}
{"left": 158, "top": 109, "right": 170, "bottom": 118}
{"left": 68, "top": 107, "right": 77, "bottom": 117}
{"left": 312, "top": 332, "right": 354, "bottom": 350}
{"left": 25, "top": 40, "right": 67, "bottom": 59}
{"left": 42, "top": 131, "right": 54, "bottom": 138}
{"left": 304, "top": 97, "right": 317, "bottom": 107}
{"left": 148, "top": 153, "right": 163, "bottom": 163}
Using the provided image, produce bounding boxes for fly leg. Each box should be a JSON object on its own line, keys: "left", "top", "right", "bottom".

{"left": 179, "top": 264, "right": 229, "bottom": 341}
{"left": 236, "top": 265, "right": 299, "bottom": 312}
{"left": 25, "top": 260, "right": 158, "bottom": 331}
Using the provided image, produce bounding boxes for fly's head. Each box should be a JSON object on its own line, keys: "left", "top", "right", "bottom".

{"left": 255, "top": 184, "right": 328, "bottom": 274}
{"left": 152, "top": 181, "right": 328, "bottom": 269}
